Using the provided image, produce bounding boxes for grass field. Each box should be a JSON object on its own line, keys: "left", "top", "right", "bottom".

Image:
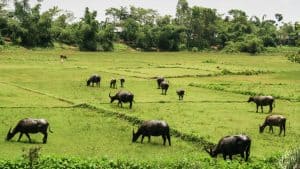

{"left": 0, "top": 48, "right": 299, "bottom": 167}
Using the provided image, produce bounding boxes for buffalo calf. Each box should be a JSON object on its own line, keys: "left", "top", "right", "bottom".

{"left": 110, "top": 78, "right": 117, "bottom": 88}
{"left": 176, "top": 89, "right": 185, "bottom": 100}
{"left": 259, "top": 114, "right": 286, "bottom": 136}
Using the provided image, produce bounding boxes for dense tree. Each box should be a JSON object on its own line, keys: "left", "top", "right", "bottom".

{"left": 0, "top": 0, "right": 299, "bottom": 53}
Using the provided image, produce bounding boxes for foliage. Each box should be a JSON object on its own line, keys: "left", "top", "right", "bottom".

{"left": 0, "top": 0, "right": 299, "bottom": 52}
{"left": 286, "top": 51, "right": 300, "bottom": 63}
{"left": 279, "top": 148, "right": 300, "bottom": 169}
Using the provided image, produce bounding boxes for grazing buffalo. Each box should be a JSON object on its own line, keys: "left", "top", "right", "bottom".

{"left": 176, "top": 89, "right": 185, "bottom": 100}
{"left": 259, "top": 114, "right": 286, "bottom": 136}
{"left": 205, "top": 135, "right": 251, "bottom": 161}
{"left": 248, "top": 96, "right": 275, "bottom": 113}
{"left": 6, "top": 118, "right": 53, "bottom": 144}
{"left": 120, "top": 78, "right": 125, "bottom": 88}
{"left": 110, "top": 78, "right": 117, "bottom": 88}
{"left": 160, "top": 81, "right": 169, "bottom": 95}
{"left": 156, "top": 77, "right": 165, "bottom": 89}
{"left": 109, "top": 90, "right": 134, "bottom": 109}
{"left": 87, "top": 74, "right": 101, "bottom": 87}
{"left": 132, "top": 120, "right": 171, "bottom": 146}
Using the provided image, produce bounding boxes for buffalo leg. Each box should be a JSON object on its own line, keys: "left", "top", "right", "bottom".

{"left": 283, "top": 123, "right": 286, "bottom": 136}
{"left": 148, "top": 136, "right": 151, "bottom": 143}
{"left": 229, "top": 155, "right": 233, "bottom": 160}
{"left": 261, "top": 106, "right": 263, "bottom": 113}
{"left": 256, "top": 104, "right": 259, "bottom": 113}
{"left": 167, "top": 134, "right": 171, "bottom": 146}
{"left": 25, "top": 133, "right": 31, "bottom": 143}
{"left": 223, "top": 154, "right": 226, "bottom": 160}
{"left": 240, "top": 152, "right": 245, "bottom": 158}
{"left": 269, "top": 104, "right": 273, "bottom": 113}
{"left": 43, "top": 133, "right": 48, "bottom": 144}
{"left": 129, "top": 102, "right": 132, "bottom": 109}
{"left": 279, "top": 126, "right": 282, "bottom": 136}
{"left": 141, "top": 135, "right": 145, "bottom": 143}
{"left": 162, "top": 135, "right": 166, "bottom": 145}
{"left": 18, "top": 133, "right": 23, "bottom": 141}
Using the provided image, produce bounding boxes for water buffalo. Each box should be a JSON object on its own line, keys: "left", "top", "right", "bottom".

{"left": 6, "top": 118, "right": 53, "bottom": 144}
{"left": 205, "top": 135, "right": 251, "bottom": 161}
{"left": 176, "top": 89, "right": 185, "bottom": 100}
{"left": 110, "top": 78, "right": 117, "bottom": 88}
{"left": 120, "top": 78, "right": 125, "bottom": 88}
{"left": 259, "top": 114, "right": 286, "bottom": 136}
{"left": 109, "top": 90, "right": 134, "bottom": 109}
{"left": 160, "top": 81, "right": 169, "bottom": 95}
{"left": 132, "top": 120, "right": 171, "bottom": 146}
{"left": 87, "top": 74, "right": 101, "bottom": 87}
{"left": 156, "top": 77, "right": 165, "bottom": 89}
{"left": 60, "top": 55, "right": 67, "bottom": 59}
{"left": 248, "top": 96, "right": 275, "bottom": 113}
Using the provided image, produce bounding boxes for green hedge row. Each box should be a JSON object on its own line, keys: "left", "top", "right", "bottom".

{"left": 0, "top": 156, "right": 280, "bottom": 169}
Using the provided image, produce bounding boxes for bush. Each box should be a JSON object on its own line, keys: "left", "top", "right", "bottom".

{"left": 286, "top": 51, "right": 300, "bottom": 63}
{"left": 0, "top": 34, "right": 4, "bottom": 45}
{"left": 240, "top": 35, "right": 264, "bottom": 54}
{"left": 191, "top": 47, "right": 198, "bottom": 52}
{"left": 222, "top": 41, "right": 241, "bottom": 53}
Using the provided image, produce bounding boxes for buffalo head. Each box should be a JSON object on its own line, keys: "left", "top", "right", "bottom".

{"left": 6, "top": 127, "right": 13, "bottom": 141}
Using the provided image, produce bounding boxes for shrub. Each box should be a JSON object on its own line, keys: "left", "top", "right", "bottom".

{"left": 286, "top": 51, "right": 300, "bottom": 63}
{"left": 191, "top": 47, "right": 198, "bottom": 52}
{"left": 240, "top": 35, "right": 264, "bottom": 54}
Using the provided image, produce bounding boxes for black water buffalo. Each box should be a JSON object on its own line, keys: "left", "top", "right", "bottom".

{"left": 87, "top": 74, "right": 101, "bottom": 87}
{"left": 60, "top": 55, "right": 67, "bottom": 59}
{"left": 109, "top": 90, "right": 134, "bottom": 108}
{"left": 160, "top": 81, "right": 169, "bottom": 95}
{"left": 206, "top": 135, "right": 251, "bottom": 161}
{"left": 110, "top": 78, "right": 117, "bottom": 88}
{"left": 176, "top": 89, "right": 185, "bottom": 100}
{"left": 6, "top": 118, "right": 53, "bottom": 144}
{"left": 248, "top": 96, "right": 275, "bottom": 113}
{"left": 259, "top": 114, "right": 286, "bottom": 136}
{"left": 156, "top": 77, "right": 165, "bottom": 89}
{"left": 120, "top": 78, "right": 125, "bottom": 88}
{"left": 132, "top": 120, "right": 171, "bottom": 146}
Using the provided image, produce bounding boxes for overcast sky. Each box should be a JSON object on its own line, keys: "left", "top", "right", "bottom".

{"left": 26, "top": 0, "right": 299, "bottom": 23}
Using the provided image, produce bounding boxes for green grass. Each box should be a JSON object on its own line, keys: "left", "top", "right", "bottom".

{"left": 0, "top": 48, "right": 299, "bottom": 167}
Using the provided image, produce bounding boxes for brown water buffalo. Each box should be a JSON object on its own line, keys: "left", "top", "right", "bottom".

{"left": 6, "top": 118, "right": 53, "bottom": 144}
{"left": 176, "top": 89, "right": 185, "bottom": 100}
{"left": 259, "top": 114, "right": 286, "bottom": 136}
{"left": 248, "top": 96, "right": 275, "bottom": 113}
{"left": 132, "top": 120, "right": 171, "bottom": 146}
{"left": 205, "top": 134, "right": 251, "bottom": 161}
{"left": 109, "top": 90, "right": 134, "bottom": 108}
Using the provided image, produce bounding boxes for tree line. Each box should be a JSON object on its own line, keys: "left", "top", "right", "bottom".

{"left": 0, "top": 0, "right": 299, "bottom": 53}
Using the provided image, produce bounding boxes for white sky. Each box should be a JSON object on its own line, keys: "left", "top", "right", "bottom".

{"left": 23, "top": 0, "right": 300, "bottom": 23}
